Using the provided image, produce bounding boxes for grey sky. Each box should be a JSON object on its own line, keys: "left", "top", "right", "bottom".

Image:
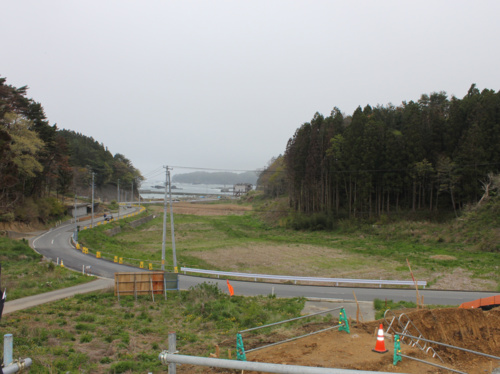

{"left": 3, "top": 1, "right": 500, "bottom": 181}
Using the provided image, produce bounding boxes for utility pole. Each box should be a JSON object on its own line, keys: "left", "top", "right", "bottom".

{"left": 117, "top": 179, "right": 120, "bottom": 219}
{"left": 74, "top": 195, "right": 78, "bottom": 242}
{"left": 131, "top": 181, "right": 134, "bottom": 206}
{"left": 161, "top": 167, "right": 168, "bottom": 271}
{"left": 168, "top": 167, "right": 178, "bottom": 272}
{"left": 91, "top": 172, "right": 95, "bottom": 228}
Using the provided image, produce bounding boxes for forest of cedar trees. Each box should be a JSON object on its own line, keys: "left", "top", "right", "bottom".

{"left": 0, "top": 77, "right": 143, "bottom": 223}
{"left": 259, "top": 84, "right": 500, "bottom": 220}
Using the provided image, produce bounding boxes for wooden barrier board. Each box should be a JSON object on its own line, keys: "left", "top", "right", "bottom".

{"left": 114, "top": 271, "right": 178, "bottom": 299}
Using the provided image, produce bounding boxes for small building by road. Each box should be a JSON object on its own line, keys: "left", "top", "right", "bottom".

{"left": 233, "top": 183, "right": 253, "bottom": 196}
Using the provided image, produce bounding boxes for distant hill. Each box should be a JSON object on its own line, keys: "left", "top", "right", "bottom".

{"left": 172, "top": 171, "right": 259, "bottom": 185}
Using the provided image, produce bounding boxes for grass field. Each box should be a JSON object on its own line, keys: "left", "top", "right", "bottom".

{"left": 0, "top": 237, "right": 92, "bottom": 301}
{"left": 1, "top": 283, "right": 312, "bottom": 373}
{"left": 77, "top": 202, "right": 499, "bottom": 291}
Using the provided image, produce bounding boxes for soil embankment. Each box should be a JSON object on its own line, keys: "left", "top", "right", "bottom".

{"left": 239, "top": 308, "right": 500, "bottom": 374}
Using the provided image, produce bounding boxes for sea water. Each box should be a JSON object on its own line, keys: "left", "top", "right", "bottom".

{"left": 139, "top": 182, "right": 235, "bottom": 200}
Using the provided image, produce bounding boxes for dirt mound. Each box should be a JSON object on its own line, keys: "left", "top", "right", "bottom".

{"left": 380, "top": 308, "right": 500, "bottom": 370}
{"left": 233, "top": 308, "right": 500, "bottom": 374}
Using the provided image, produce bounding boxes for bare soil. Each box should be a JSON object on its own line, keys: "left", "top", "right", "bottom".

{"left": 194, "top": 308, "right": 500, "bottom": 374}
{"left": 171, "top": 202, "right": 252, "bottom": 216}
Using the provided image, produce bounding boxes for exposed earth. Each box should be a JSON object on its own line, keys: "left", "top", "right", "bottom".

{"left": 190, "top": 308, "right": 500, "bottom": 374}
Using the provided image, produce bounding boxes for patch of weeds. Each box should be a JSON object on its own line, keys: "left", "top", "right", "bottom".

{"left": 138, "top": 327, "right": 153, "bottom": 334}
{"left": 75, "top": 323, "right": 96, "bottom": 332}
{"left": 135, "top": 352, "right": 158, "bottom": 363}
{"left": 100, "top": 356, "right": 112, "bottom": 364}
{"left": 80, "top": 333, "right": 93, "bottom": 343}
{"left": 177, "top": 331, "right": 198, "bottom": 343}
{"left": 54, "top": 359, "right": 70, "bottom": 371}
{"left": 373, "top": 298, "right": 417, "bottom": 319}
{"left": 109, "top": 361, "right": 138, "bottom": 373}
{"left": 104, "top": 335, "right": 115, "bottom": 343}
{"left": 120, "top": 299, "right": 135, "bottom": 308}
{"left": 120, "top": 331, "right": 130, "bottom": 345}
{"left": 50, "top": 329, "right": 73, "bottom": 339}
{"left": 52, "top": 347, "right": 66, "bottom": 356}
{"left": 76, "top": 313, "right": 96, "bottom": 322}
{"left": 138, "top": 311, "right": 152, "bottom": 322}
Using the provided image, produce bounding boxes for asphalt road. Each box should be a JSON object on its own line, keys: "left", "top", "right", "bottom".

{"left": 32, "top": 206, "right": 146, "bottom": 278}
{"left": 28, "top": 207, "right": 498, "bottom": 308}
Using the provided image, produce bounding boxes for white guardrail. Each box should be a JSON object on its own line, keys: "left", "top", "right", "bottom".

{"left": 180, "top": 267, "right": 427, "bottom": 288}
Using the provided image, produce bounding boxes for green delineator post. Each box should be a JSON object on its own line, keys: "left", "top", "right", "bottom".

{"left": 236, "top": 333, "right": 246, "bottom": 361}
{"left": 338, "top": 307, "right": 350, "bottom": 334}
{"left": 393, "top": 334, "right": 402, "bottom": 366}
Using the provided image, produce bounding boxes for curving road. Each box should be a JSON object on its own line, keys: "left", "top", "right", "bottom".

{"left": 32, "top": 206, "right": 144, "bottom": 278}
{"left": 31, "top": 209, "right": 498, "bottom": 306}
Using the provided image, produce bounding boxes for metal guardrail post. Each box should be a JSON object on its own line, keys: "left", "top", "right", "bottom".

{"left": 4, "top": 333, "right": 13, "bottom": 366}
{"left": 168, "top": 332, "right": 177, "bottom": 374}
{"left": 2, "top": 334, "right": 33, "bottom": 374}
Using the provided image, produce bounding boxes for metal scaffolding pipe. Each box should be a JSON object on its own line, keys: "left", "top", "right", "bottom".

{"left": 399, "top": 354, "right": 465, "bottom": 374}
{"left": 239, "top": 306, "right": 343, "bottom": 334}
{"left": 246, "top": 324, "right": 341, "bottom": 353}
{"left": 158, "top": 352, "right": 407, "bottom": 374}
{"left": 396, "top": 332, "right": 500, "bottom": 361}
{"left": 2, "top": 358, "right": 33, "bottom": 374}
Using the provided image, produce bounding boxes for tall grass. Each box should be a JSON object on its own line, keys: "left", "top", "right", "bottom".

{"left": 0, "top": 237, "right": 92, "bottom": 300}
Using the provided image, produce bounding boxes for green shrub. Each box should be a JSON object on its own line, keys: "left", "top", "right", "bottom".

{"left": 80, "top": 333, "right": 93, "bottom": 343}
{"left": 0, "top": 212, "right": 15, "bottom": 222}
{"left": 75, "top": 323, "right": 95, "bottom": 331}
{"left": 76, "top": 313, "right": 96, "bottom": 322}
{"left": 100, "top": 357, "right": 112, "bottom": 364}
{"left": 14, "top": 198, "right": 38, "bottom": 222}
{"left": 110, "top": 361, "right": 137, "bottom": 373}
{"left": 373, "top": 298, "right": 417, "bottom": 319}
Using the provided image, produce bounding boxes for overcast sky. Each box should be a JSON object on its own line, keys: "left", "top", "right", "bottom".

{"left": 3, "top": 1, "right": 500, "bottom": 182}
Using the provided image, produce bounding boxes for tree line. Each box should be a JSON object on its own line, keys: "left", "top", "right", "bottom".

{"left": 0, "top": 76, "right": 143, "bottom": 222}
{"left": 259, "top": 85, "right": 500, "bottom": 220}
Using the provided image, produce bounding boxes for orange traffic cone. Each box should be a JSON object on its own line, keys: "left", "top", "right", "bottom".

{"left": 372, "top": 324, "right": 388, "bottom": 353}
